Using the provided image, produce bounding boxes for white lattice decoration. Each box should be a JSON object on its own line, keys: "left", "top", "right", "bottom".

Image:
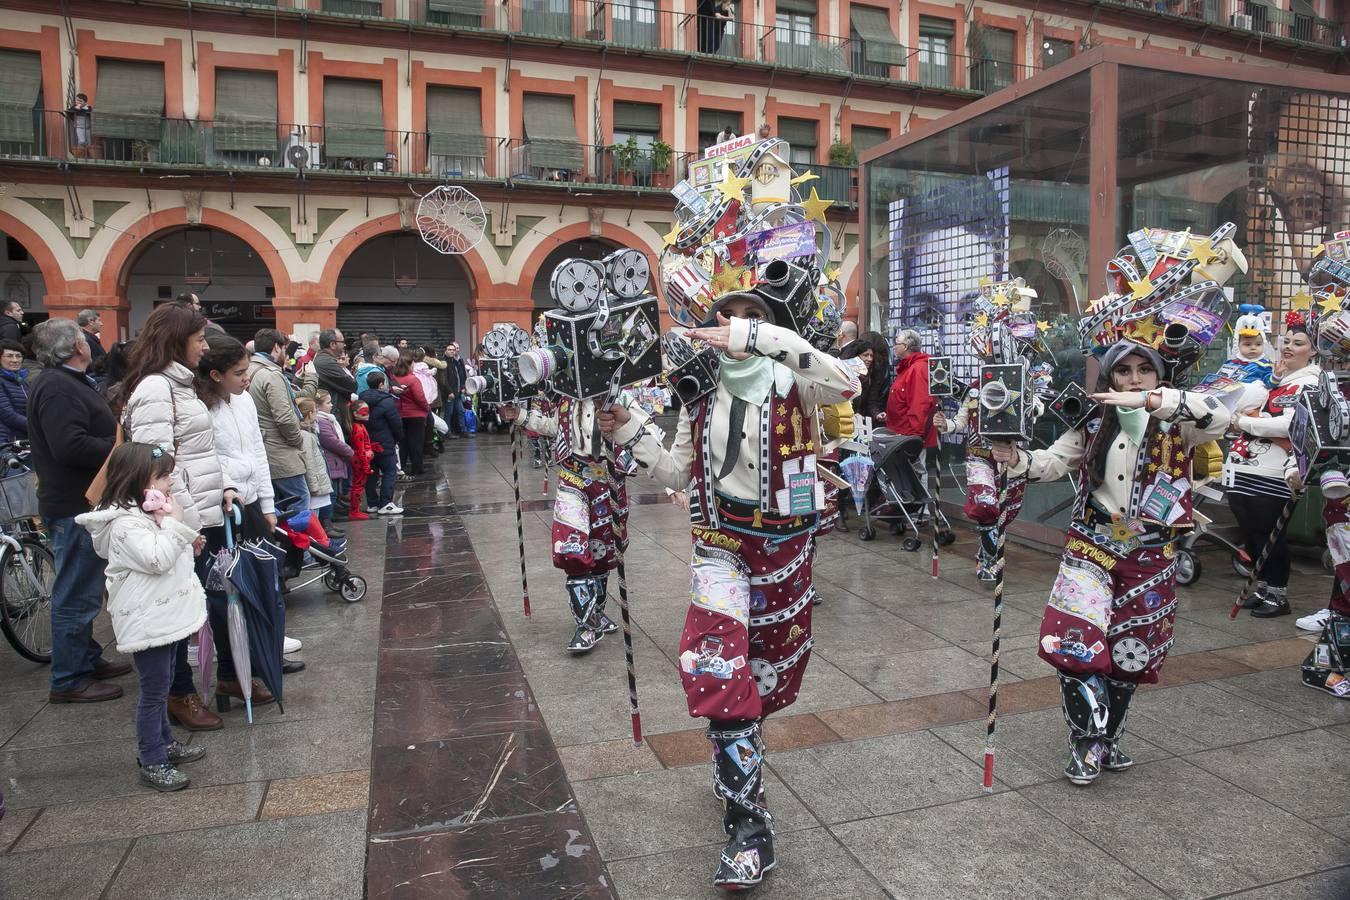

{"left": 415, "top": 185, "right": 487, "bottom": 255}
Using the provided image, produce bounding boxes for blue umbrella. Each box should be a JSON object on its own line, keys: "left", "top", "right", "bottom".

{"left": 223, "top": 506, "right": 288, "bottom": 718}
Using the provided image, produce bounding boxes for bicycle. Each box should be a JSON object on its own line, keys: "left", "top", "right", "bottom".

{"left": 0, "top": 443, "right": 54, "bottom": 664}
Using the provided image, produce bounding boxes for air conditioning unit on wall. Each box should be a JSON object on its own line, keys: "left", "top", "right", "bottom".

{"left": 1230, "top": 12, "right": 1253, "bottom": 29}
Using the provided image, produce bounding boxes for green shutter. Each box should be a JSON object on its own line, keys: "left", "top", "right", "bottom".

{"left": 919, "top": 15, "right": 955, "bottom": 38}
{"left": 851, "top": 125, "right": 889, "bottom": 154}
{"left": 426, "top": 86, "right": 485, "bottom": 157}
{"left": 214, "top": 68, "right": 278, "bottom": 153}
{"left": 429, "top": 0, "right": 484, "bottom": 13}
{"left": 777, "top": 116, "right": 818, "bottom": 149}
{"left": 93, "top": 59, "right": 165, "bottom": 142}
{"left": 776, "top": 0, "right": 816, "bottom": 14}
{"left": 0, "top": 50, "right": 41, "bottom": 144}
{"left": 613, "top": 101, "right": 660, "bottom": 134}
{"left": 324, "top": 77, "right": 385, "bottom": 158}
{"left": 523, "top": 93, "right": 582, "bottom": 170}
{"left": 699, "top": 108, "right": 741, "bottom": 136}
{"left": 850, "top": 6, "right": 904, "bottom": 66}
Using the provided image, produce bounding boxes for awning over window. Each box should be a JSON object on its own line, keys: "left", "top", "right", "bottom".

{"left": 523, "top": 93, "right": 582, "bottom": 171}
{"left": 777, "top": 116, "right": 818, "bottom": 149}
{"left": 428, "top": 0, "right": 484, "bottom": 16}
{"left": 850, "top": 6, "right": 904, "bottom": 66}
{"left": 0, "top": 50, "right": 42, "bottom": 144}
{"left": 613, "top": 101, "right": 660, "bottom": 134}
{"left": 427, "top": 86, "right": 485, "bottom": 157}
{"left": 919, "top": 15, "right": 955, "bottom": 38}
{"left": 93, "top": 59, "right": 165, "bottom": 142}
{"left": 1289, "top": 0, "right": 1315, "bottom": 17}
{"left": 214, "top": 68, "right": 278, "bottom": 153}
{"left": 323, "top": 77, "right": 385, "bottom": 158}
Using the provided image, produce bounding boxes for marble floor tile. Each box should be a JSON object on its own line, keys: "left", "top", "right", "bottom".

{"left": 830, "top": 645, "right": 1016, "bottom": 702}
{"left": 1128, "top": 682, "right": 1315, "bottom": 754}
{"left": 0, "top": 839, "right": 129, "bottom": 900}
{"left": 373, "top": 670, "right": 543, "bottom": 747}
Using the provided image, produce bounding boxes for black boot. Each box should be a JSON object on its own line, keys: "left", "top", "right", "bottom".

{"left": 1058, "top": 673, "right": 1109, "bottom": 786}
{"left": 1242, "top": 580, "right": 1269, "bottom": 610}
{"left": 976, "top": 525, "right": 998, "bottom": 583}
{"left": 1100, "top": 677, "right": 1137, "bottom": 771}
{"left": 709, "top": 720, "right": 775, "bottom": 891}
{"left": 564, "top": 577, "right": 603, "bottom": 653}
{"left": 594, "top": 573, "right": 619, "bottom": 635}
{"left": 1251, "top": 585, "right": 1291, "bottom": 618}
{"left": 1301, "top": 611, "right": 1350, "bottom": 699}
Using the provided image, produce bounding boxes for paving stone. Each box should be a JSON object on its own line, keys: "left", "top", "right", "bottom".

{"left": 0, "top": 689, "right": 47, "bottom": 748}
{"left": 769, "top": 729, "right": 994, "bottom": 823}
{"left": 831, "top": 791, "right": 1166, "bottom": 900}
{"left": 105, "top": 810, "right": 366, "bottom": 900}
{"left": 184, "top": 713, "right": 373, "bottom": 789}
{"left": 0, "top": 839, "right": 128, "bottom": 900}
{"left": 1211, "top": 636, "right": 1321, "bottom": 671}
{"left": 0, "top": 805, "right": 38, "bottom": 853}
{"left": 607, "top": 826, "right": 889, "bottom": 900}
{"left": 1128, "top": 682, "right": 1316, "bottom": 754}
{"left": 14, "top": 780, "right": 265, "bottom": 851}
{"left": 1213, "top": 668, "right": 1350, "bottom": 727}
{"left": 559, "top": 738, "right": 664, "bottom": 782}
{"left": 571, "top": 765, "right": 817, "bottom": 861}
{"left": 830, "top": 645, "right": 1016, "bottom": 702}
{"left": 895, "top": 598, "right": 1045, "bottom": 644}
{"left": 260, "top": 770, "right": 369, "bottom": 820}
{"left": 373, "top": 670, "right": 543, "bottom": 747}
{"left": 1215, "top": 868, "right": 1350, "bottom": 898}
{"left": 815, "top": 690, "right": 987, "bottom": 741}
{"left": 1022, "top": 758, "right": 1350, "bottom": 899}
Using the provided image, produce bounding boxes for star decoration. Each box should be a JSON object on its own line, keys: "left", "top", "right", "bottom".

{"left": 775, "top": 423, "right": 786, "bottom": 435}
{"left": 777, "top": 404, "right": 787, "bottom": 416}
{"left": 663, "top": 222, "right": 681, "bottom": 247}
{"left": 789, "top": 170, "right": 819, "bottom": 186}
{"left": 801, "top": 187, "right": 834, "bottom": 223}
{"left": 826, "top": 265, "right": 840, "bottom": 281}
{"left": 805, "top": 440, "right": 814, "bottom": 451}
{"left": 991, "top": 288, "right": 1013, "bottom": 308}
{"left": 716, "top": 169, "right": 751, "bottom": 204}
{"left": 1037, "top": 320, "right": 1051, "bottom": 333}
{"left": 1291, "top": 290, "right": 1314, "bottom": 311}
{"left": 779, "top": 444, "right": 791, "bottom": 458}
{"left": 1188, "top": 236, "right": 1220, "bottom": 269}
{"left": 1128, "top": 278, "right": 1155, "bottom": 301}
{"left": 973, "top": 312, "right": 990, "bottom": 328}
{"left": 711, "top": 263, "right": 751, "bottom": 295}
{"left": 1127, "top": 317, "right": 1162, "bottom": 346}
{"left": 1318, "top": 293, "right": 1343, "bottom": 316}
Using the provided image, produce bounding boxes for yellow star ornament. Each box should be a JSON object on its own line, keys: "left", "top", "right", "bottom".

{"left": 1188, "top": 237, "right": 1219, "bottom": 269}
{"left": 716, "top": 169, "right": 750, "bottom": 204}
{"left": 1036, "top": 320, "right": 1051, "bottom": 333}
{"left": 1127, "top": 317, "right": 1162, "bottom": 346}
{"left": 711, "top": 264, "right": 750, "bottom": 295}
{"left": 1128, "top": 278, "right": 1155, "bottom": 301}
{"left": 801, "top": 187, "right": 834, "bottom": 223}
{"left": 1291, "top": 290, "right": 1314, "bottom": 311}
{"left": 973, "top": 312, "right": 990, "bottom": 328}
{"left": 789, "top": 170, "right": 819, "bottom": 186}
{"left": 662, "top": 222, "right": 681, "bottom": 247}
{"left": 1318, "top": 293, "right": 1343, "bottom": 316}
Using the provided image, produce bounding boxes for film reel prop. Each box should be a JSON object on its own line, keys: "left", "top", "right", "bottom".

{"left": 469, "top": 324, "right": 537, "bottom": 405}
{"left": 517, "top": 249, "right": 663, "bottom": 400}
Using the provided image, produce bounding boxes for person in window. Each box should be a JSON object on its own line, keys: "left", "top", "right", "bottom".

{"left": 697, "top": 0, "right": 732, "bottom": 53}
{"left": 67, "top": 92, "right": 92, "bottom": 159}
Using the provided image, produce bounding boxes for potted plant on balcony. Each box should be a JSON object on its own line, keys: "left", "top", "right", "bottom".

{"left": 612, "top": 134, "right": 640, "bottom": 186}
{"left": 828, "top": 141, "right": 858, "bottom": 167}
{"left": 650, "top": 139, "right": 674, "bottom": 188}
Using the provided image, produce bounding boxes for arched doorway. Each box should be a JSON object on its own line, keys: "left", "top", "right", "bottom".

{"left": 334, "top": 233, "right": 470, "bottom": 350}
{"left": 530, "top": 237, "right": 621, "bottom": 320}
{"left": 124, "top": 227, "right": 276, "bottom": 341}
{"left": 0, "top": 230, "right": 50, "bottom": 329}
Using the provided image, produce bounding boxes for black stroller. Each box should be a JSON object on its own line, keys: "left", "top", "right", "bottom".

{"left": 859, "top": 430, "right": 956, "bottom": 550}
{"left": 274, "top": 518, "right": 368, "bottom": 603}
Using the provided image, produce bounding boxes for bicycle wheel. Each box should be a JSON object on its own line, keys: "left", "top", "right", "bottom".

{"left": 0, "top": 536, "right": 55, "bottom": 664}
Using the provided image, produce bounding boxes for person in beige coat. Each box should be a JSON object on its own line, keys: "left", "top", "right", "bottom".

{"left": 248, "top": 328, "right": 310, "bottom": 519}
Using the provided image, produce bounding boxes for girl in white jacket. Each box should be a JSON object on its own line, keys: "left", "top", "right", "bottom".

{"left": 78, "top": 443, "right": 208, "bottom": 793}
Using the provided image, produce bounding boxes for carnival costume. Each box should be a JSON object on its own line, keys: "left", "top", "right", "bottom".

{"left": 1008, "top": 224, "right": 1246, "bottom": 785}
{"left": 523, "top": 397, "right": 636, "bottom": 653}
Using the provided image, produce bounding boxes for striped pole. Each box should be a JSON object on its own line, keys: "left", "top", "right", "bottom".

{"left": 1229, "top": 490, "right": 1302, "bottom": 619}
{"left": 929, "top": 450, "right": 941, "bottom": 579}
{"left": 510, "top": 425, "right": 532, "bottom": 619}
{"left": 983, "top": 470, "right": 1011, "bottom": 791}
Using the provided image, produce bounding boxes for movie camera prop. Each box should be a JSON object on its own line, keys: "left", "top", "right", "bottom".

{"left": 977, "top": 362, "right": 1034, "bottom": 442}
{"left": 467, "top": 324, "right": 535, "bottom": 405}
{"left": 662, "top": 331, "right": 720, "bottom": 406}
{"left": 928, "top": 355, "right": 957, "bottom": 398}
{"left": 1048, "top": 382, "right": 1098, "bottom": 432}
{"left": 516, "top": 249, "right": 663, "bottom": 401}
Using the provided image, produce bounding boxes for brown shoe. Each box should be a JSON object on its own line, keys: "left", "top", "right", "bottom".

{"left": 49, "top": 679, "right": 123, "bottom": 704}
{"left": 93, "top": 658, "right": 132, "bottom": 680}
{"left": 216, "top": 679, "right": 275, "bottom": 706}
{"left": 167, "top": 693, "right": 223, "bottom": 731}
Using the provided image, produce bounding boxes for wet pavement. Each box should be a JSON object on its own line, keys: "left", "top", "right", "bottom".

{"left": 1, "top": 431, "right": 1348, "bottom": 899}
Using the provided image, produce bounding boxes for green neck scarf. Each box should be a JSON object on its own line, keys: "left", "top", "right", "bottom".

{"left": 1117, "top": 406, "right": 1149, "bottom": 445}
{"left": 720, "top": 354, "right": 775, "bottom": 404}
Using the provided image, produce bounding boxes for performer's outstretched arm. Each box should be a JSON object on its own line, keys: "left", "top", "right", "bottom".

{"left": 722, "top": 317, "right": 860, "bottom": 406}
{"left": 607, "top": 406, "right": 695, "bottom": 494}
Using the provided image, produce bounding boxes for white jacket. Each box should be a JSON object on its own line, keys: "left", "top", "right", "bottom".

{"left": 124, "top": 362, "right": 232, "bottom": 531}
{"left": 1223, "top": 363, "right": 1321, "bottom": 485}
{"left": 76, "top": 505, "right": 206, "bottom": 654}
{"left": 208, "top": 392, "right": 275, "bottom": 515}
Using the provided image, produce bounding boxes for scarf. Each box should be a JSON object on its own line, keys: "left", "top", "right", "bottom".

{"left": 719, "top": 354, "right": 774, "bottom": 404}
{"left": 1117, "top": 406, "right": 1148, "bottom": 445}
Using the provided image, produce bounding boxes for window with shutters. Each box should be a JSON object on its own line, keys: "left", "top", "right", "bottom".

{"left": 918, "top": 18, "right": 954, "bottom": 87}
{"left": 612, "top": 100, "right": 661, "bottom": 184}
{"left": 777, "top": 117, "right": 818, "bottom": 166}
{"left": 849, "top": 6, "right": 903, "bottom": 79}
{"left": 775, "top": 9, "right": 816, "bottom": 70}
{"left": 698, "top": 108, "right": 742, "bottom": 151}
{"left": 0, "top": 50, "right": 43, "bottom": 156}
{"left": 612, "top": 0, "right": 658, "bottom": 48}
{"left": 322, "top": 0, "right": 382, "bottom": 16}
{"left": 426, "top": 0, "right": 486, "bottom": 28}
{"left": 521, "top": 0, "right": 572, "bottom": 36}
{"left": 1041, "top": 38, "right": 1073, "bottom": 70}
{"left": 851, "top": 125, "right": 890, "bottom": 156}
{"left": 520, "top": 93, "right": 583, "bottom": 179}
{"left": 426, "top": 86, "right": 486, "bottom": 177}
{"left": 969, "top": 27, "right": 1016, "bottom": 94}
{"left": 93, "top": 59, "right": 166, "bottom": 162}
{"left": 323, "top": 77, "right": 386, "bottom": 165}
{"left": 213, "top": 68, "right": 278, "bottom": 166}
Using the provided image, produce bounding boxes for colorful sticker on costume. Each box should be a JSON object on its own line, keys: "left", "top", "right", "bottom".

{"left": 1048, "top": 560, "right": 1113, "bottom": 631}
{"left": 679, "top": 635, "right": 747, "bottom": 680}
{"left": 1041, "top": 631, "right": 1105, "bottom": 663}
{"left": 1327, "top": 672, "right": 1350, "bottom": 696}
{"left": 1143, "top": 590, "right": 1163, "bottom": 610}
{"left": 554, "top": 486, "right": 590, "bottom": 532}
{"left": 749, "top": 589, "right": 768, "bottom": 613}
{"left": 1316, "top": 643, "right": 1332, "bottom": 668}
{"left": 553, "top": 537, "right": 586, "bottom": 557}
{"left": 727, "top": 737, "right": 761, "bottom": 774}
{"left": 690, "top": 552, "right": 751, "bottom": 627}
{"left": 1328, "top": 522, "right": 1350, "bottom": 567}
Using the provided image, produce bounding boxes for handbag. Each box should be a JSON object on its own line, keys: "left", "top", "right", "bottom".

{"left": 431, "top": 412, "right": 449, "bottom": 435}
{"left": 83, "top": 421, "right": 125, "bottom": 507}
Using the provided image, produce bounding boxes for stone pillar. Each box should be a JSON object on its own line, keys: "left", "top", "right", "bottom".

{"left": 42, "top": 279, "right": 130, "bottom": 341}
{"left": 271, "top": 291, "right": 337, "bottom": 336}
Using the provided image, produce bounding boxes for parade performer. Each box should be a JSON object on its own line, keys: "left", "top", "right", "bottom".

{"left": 600, "top": 278, "right": 859, "bottom": 889}
{"left": 501, "top": 394, "right": 635, "bottom": 653}
{"left": 935, "top": 278, "right": 1045, "bottom": 583}
{"left": 1223, "top": 311, "right": 1320, "bottom": 618}
{"left": 990, "top": 224, "right": 1245, "bottom": 786}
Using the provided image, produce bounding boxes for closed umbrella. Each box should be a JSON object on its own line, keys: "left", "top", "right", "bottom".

{"left": 195, "top": 621, "right": 214, "bottom": 705}
{"left": 840, "top": 454, "right": 875, "bottom": 516}
{"left": 227, "top": 537, "right": 287, "bottom": 710}
{"left": 222, "top": 507, "right": 256, "bottom": 723}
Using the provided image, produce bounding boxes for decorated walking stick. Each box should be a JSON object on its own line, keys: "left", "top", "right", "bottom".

{"left": 1229, "top": 490, "right": 1303, "bottom": 619}
{"left": 509, "top": 424, "right": 532, "bottom": 619}
{"left": 929, "top": 450, "right": 943, "bottom": 579}
{"left": 983, "top": 470, "right": 1011, "bottom": 791}
{"left": 602, "top": 380, "right": 643, "bottom": 745}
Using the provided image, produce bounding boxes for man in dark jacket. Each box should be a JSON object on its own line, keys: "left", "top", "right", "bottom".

{"left": 359, "top": 371, "right": 403, "bottom": 515}
{"left": 314, "top": 328, "right": 357, "bottom": 435}
{"left": 442, "top": 342, "right": 469, "bottom": 437}
{"left": 0, "top": 301, "right": 24, "bottom": 344}
{"left": 28, "top": 319, "right": 128, "bottom": 703}
{"left": 77, "top": 309, "right": 105, "bottom": 363}
{"left": 886, "top": 328, "right": 938, "bottom": 482}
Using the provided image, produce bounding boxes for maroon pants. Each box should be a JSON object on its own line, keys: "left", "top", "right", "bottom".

{"left": 550, "top": 459, "right": 628, "bottom": 578}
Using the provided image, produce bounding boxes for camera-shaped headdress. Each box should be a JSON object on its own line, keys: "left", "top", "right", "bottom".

{"left": 469, "top": 324, "right": 535, "bottom": 405}
{"left": 1300, "top": 235, "right": 1350, "bottom": 362}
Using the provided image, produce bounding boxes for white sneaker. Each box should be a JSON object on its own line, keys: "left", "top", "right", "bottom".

{"left": 1296, "top": 608, "right": 1332, "bottom": 632}
{"left": 377, "top": 503, "right": 404, "bottom": 516}
{"left": 283, "top": 636, "right": 302, "bottom": 654}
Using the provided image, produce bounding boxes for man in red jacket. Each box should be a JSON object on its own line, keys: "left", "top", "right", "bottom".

{"left": 885, "top": 329, "right": 937, "bottom": 482}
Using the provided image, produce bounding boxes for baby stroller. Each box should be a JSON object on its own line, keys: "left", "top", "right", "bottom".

{"left": 859, "top": 429, "right": 956, "bottom": 550}
{"left": 1173, "top": 440, "right": 1252, "bottom": 586}
{"left": 274, "top": 512, "right": 368, "bottom": 603}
